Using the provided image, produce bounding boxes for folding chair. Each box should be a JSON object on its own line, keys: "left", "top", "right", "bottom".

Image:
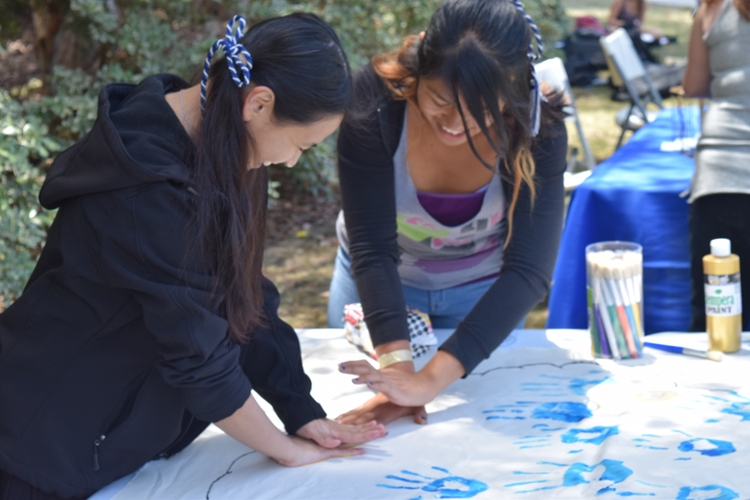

{"left": 599, "top": 28, "right": 663, "bottom": 150}
{"left": 535, "top": 57, "right": 596, "bottom": 191}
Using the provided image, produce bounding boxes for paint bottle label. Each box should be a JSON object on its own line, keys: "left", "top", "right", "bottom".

{"left": 703, "top": 239, "right": 742, "bottom": 353}
{"left": 704, "top": 273, "right": 743, "bottom": 317}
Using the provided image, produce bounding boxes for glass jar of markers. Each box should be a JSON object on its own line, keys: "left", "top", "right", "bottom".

{"left": 585, "top": 241, "right": 644, "bottom": 359}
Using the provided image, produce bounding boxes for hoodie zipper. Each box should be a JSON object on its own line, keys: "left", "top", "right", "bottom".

{"left": 93, "top": 434, "right": 106, "bottom": 471}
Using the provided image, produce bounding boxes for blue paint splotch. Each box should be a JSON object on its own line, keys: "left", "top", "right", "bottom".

{"left": 632, "top": 434, "right": 668, "bottom": 451}
{"left": 598, "top": 479, "right": 656, "bottom": 496}
{"left": 678, "top": 438, "right": 736, "bottom": 457}
{"left": 537, "top": 374, "right": 610, "bottom": 397}
{"left": 563, "top": 459, "right": 633, "bottom": 487}
{"left": 636, "top": 480, "right": 666, "bottom": 489}
{"left": 506, "top": 459, "right": 656, "bottom": 497}
{"left": 531, "top": 402, "right": 592, "bottom": 422}
{"left": 377, "top": 466, "right": 488, "bottom": 499}
{"left": 716, "top": 391, "right": 750, "bottom": 421}
{"left": 532, "top": 423, "right": 566, "bottom": 431}
{"left": 568, "top": 377, "right": 609, "bottom": 396}
{"left": 504, "top": 480, "right": 548, "bottom": 487}
{"left": 484, "top": 400, "right": 592, "bottom": 425}
{"left": 562, "top": 426, "right": 619, "bottom": 445}
{"left": 513, "top": 435, "right": 553, "bottom": 450}
{"left": 720, "top": 402, "right": 750, "bottom": 421}
{"left": 483, "top": 401, "right": 533, "bottom": 421}
{"left": 676, "top": 485, "right": 739, "bottom": 500}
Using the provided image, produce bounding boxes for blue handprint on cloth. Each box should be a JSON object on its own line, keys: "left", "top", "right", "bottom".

{"left": 631, "top": 431, "right": 736, "bottom": 459}
{"left": 377, "top": 466, "right": 488, "bottom": 499}
{"left": 680, "top": 391, "right": 750, "bottom": 423}
{"left": 715, "top": 391, "right": 750, "bottom": 421}
{"left": 484, "top": 401, "right": 592, "bottom": 422}
{"left": 677, "top": 438, "right": 735, "bottom": 457}
{"left": 503, "top": 459, "right": 660, "bottom": 497}
{"left": 677, "top": 485, "right": 739, "bottom": 500}
{"left": 517, "top": 372, "right": 610, "bottom": 398}
{"left": 561, "top": 426, "right": 620, "bottom": 445}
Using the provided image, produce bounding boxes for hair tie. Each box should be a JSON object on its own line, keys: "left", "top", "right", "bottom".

{"left": 200, "top": 14, "right": 254, "bottom": 109}
{"left": 511, "top": 0, "right": 543, "bottom": 137}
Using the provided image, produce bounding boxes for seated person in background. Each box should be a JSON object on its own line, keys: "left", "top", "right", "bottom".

{"left": 607, "top": 0, "right": 665, "bottom": 39}
{"left": 683, "top": 0, "right": 750, "bottom": 331}
{"left": 328, "top": 0, "right": 567, "bottom": 426}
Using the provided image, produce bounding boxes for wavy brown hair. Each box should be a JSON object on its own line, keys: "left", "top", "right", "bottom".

{"left": 373, "top": 0, "right": 563, "bottom": 243}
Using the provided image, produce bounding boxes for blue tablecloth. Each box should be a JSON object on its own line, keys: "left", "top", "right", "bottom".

{"left": 547, "top": 106, "right": 701, "bottom": 334}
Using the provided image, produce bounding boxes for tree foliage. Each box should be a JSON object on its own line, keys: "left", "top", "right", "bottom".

{"left": 0, "top": 90, "right": 60, "bottom": 307}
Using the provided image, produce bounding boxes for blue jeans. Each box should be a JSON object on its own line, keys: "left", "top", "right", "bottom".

{"left": 327, "top": 246, "right": 502, "bottom": 328}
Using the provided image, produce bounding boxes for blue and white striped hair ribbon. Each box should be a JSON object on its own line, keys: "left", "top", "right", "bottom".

{"left": 511, "top": 0, "right": 544, "bottom": 137}
{"left": 200, "top": 14, "right": 254, "bottom": 109}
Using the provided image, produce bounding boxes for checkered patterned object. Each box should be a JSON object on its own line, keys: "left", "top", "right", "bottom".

{"left": 343, "top": 303, "right": 437, "bottom": 360}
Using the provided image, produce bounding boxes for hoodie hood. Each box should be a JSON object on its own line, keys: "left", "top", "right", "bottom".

{"left": 40, "top": 74, "right": 195, "bottom": 209}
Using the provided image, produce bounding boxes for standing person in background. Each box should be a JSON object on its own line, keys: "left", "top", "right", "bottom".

{"left": 328, "top": 0, "right": 567, "bottom": 425}
{"left": 683, "top": 0, "right": 750, "bottom": 331}
{"left": 0, "top": 13, "right": 386, "bottom": 500}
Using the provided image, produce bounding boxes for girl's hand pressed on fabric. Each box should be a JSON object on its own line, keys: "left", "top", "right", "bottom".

{"left": 336, "top": 392, "right": 428, "bottom": 426}
{"left": 337, "top": 350, "right": 465, "bottom": 408}
{"left": 215, "top": 394, "right": 386, "bottom": 467}
{"left": 296, "top": 417, "right": 387, "bottom": 448}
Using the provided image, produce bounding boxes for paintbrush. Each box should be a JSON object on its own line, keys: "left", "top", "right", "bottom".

{"left": 643, "top": 341, "right": 723, "bottom": 362}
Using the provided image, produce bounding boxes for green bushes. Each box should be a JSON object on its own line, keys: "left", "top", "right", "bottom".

{"left": 0, "top": 90, "right": 60, "bottom": 307}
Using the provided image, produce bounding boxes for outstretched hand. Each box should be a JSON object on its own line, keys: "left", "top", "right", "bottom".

{"left": 336, "top": 392, "right": 428, "bottom": 426}
{"left": 338, "top": 360, "right": 441, "bottom": 407}
{"left": 274, "top": 436, "right": 365, "bottom": 467}
{"left": 296, "top": 417, "right": 387, "bottom": 448}
{"left": 338, "top": 351, "right": 465, "bottom": 409}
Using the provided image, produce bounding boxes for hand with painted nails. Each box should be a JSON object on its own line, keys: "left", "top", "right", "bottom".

{"left": 338, "top": 350, "right": 464, "bottom": 408}
{"left": 336, "top": 392, "right": 428, "bottom": 426}
{"left": 297, "top": 417, "right": 387, "bottom": 448}
{"left": 337, "top": 359, "right": 428, "bottom": 425}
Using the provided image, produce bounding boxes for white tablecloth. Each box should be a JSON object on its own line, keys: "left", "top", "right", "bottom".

{"left": 93, "top": 329, "right": 750, "bottom": 500}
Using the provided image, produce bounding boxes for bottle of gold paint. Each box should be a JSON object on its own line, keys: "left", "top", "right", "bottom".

{"left": 703, "top": 238, "right": 742, "bottom": 353}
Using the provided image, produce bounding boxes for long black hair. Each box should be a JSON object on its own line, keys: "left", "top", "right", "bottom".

{"left": 373, "top": 0, "right": 563, "bottom": 241}
{"left": 193, "top": 13, "right": 351, "bottom": 342}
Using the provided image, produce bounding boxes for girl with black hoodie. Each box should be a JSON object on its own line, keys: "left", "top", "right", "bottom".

{"left": 0, "top": 13, "right": 385, "bottom": 500}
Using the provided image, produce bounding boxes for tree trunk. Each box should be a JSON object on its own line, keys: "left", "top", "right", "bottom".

{"left": 29, "top": 0, "right": 69, "bottom": 88}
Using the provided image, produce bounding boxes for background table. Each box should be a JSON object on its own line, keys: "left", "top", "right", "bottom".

{"left": 93, "top": 327, "right": 750, "bottom": 500}
{"left": 548, "top": 106, "right": 701, "bottom": 334}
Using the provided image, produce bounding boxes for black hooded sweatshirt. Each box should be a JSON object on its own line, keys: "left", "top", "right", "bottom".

{"left": 0, "top": 75, "right": 325, "bottom": 498}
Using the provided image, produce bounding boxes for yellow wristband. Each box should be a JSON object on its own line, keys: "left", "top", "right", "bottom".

{"left": 377, "top": 349, "right": 413, "bottom": 369}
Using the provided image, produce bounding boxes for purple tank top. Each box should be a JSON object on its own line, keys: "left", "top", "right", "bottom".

{"left": 416, "top": 184, "right": 490, "bottom": 227}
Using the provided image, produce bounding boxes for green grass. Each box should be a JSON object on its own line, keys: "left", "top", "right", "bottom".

{"left": 264, "top": 0, "right": 697, "bottom": 329}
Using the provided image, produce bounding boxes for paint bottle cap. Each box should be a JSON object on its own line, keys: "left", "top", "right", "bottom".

{"left": 710, "top": 238, "right": 731, "bottom": 258}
